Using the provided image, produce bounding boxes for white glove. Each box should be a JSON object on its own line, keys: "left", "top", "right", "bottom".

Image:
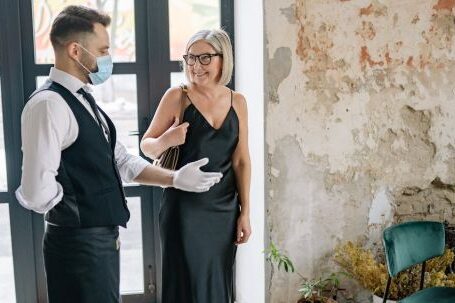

{"left": 172, "top": 158, "right": 223, "bottom": 192}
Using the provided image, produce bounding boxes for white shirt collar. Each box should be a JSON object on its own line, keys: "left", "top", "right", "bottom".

{"left": 48, "top": 67, "right": 93, "bottom": 94}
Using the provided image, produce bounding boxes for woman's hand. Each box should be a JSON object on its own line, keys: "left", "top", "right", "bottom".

{"left": 162, "top": 117, "right": 189, "bottom": 147}
{"left": 235, "top": 213, "right": 251, "bottom": 245}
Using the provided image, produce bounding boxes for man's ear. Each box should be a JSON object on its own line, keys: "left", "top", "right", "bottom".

{"left": 66, "top": 42, "right": 80, "bottom": 60}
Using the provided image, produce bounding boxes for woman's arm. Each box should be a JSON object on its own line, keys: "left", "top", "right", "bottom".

{"left": 140, "top": 87, "right": 189, "bottom": 159}
{"left": 231, "top": 92, "right": 252, "bottom": 244}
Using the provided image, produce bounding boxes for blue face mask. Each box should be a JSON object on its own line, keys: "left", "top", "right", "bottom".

{"left": 75, "top": 44, "right": 113, "bottom": 85}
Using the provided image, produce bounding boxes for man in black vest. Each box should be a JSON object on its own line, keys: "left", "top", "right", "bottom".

{"left": 16, "top": 5, "right": 222, "bottom": 303}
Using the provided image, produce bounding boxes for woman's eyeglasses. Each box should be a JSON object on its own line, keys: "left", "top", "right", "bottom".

{"left": 183, "top": 53, "right": 223, "bottom": 66}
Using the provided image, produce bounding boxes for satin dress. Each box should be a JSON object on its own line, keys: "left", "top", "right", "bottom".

{"left": 160, "top": 90, "right": 240, "bottom": 303}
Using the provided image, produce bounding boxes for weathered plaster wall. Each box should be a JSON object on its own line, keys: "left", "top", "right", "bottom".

{"left": 264, "top": 0, "right": 455, "bottom": 302}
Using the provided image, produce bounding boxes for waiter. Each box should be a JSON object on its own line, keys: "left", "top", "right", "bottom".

{"left": 15, "top": 5, "right": 222, "bottom": 303}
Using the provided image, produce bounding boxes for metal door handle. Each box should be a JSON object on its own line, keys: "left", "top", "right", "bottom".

{"left": 147, "top": 264, "right": 155, "bottom": 294}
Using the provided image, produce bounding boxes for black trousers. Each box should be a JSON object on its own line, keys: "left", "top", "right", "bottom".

{"left": 43, "top": 225, "right": 121, "bottom": 303}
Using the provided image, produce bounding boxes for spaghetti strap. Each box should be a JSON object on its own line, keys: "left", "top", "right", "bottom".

{"left": 230, "top": 89, "right": 233, "bottom": 106}
{"left": 185, "top": 94, "right": 193, "bottom": 104}
{"left": 180, "top": 84, "right": 192, "bottom": 104}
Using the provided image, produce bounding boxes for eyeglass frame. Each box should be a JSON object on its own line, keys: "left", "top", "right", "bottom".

{"left": 182, "top": 53, "right": 223, "bottom": 66}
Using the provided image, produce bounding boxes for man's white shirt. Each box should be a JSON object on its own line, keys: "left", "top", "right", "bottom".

{"left": 15, "top": 67, "right": 149, "bottom": 213}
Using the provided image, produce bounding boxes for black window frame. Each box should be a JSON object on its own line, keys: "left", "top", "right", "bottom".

{"left": 0, "top": 0, "right": 234, "bottom": 302}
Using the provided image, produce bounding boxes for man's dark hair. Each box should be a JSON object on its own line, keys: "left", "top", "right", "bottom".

{"left": 50, "top": 5, "right": 111, "bottom": 49}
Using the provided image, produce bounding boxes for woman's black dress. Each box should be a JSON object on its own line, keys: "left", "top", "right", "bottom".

{"left": 160, "top": 91, "right": 240, "bottom": 303}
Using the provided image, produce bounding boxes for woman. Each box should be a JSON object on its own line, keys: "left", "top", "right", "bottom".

{"left": 140, "top": 29, "right": 251, "bottom": 302}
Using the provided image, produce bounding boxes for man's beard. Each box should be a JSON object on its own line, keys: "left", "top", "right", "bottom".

{"left": 79, "top": 52, "right": 97, "bottom": 84}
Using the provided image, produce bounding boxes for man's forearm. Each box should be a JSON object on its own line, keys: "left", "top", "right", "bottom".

{"left": 133, "top": 164, "right": 174, "bottom": 187}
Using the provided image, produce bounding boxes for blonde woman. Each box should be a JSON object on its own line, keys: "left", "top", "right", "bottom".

{"left": 141, "top": 29, "right": 251, "bottom": 302}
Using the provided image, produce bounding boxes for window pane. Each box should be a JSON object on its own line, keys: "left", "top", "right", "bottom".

{"left": 33, "top": 0, "right": 136, "bottom": 64}
{"left": 169, "top": 0, "right": 220, "bottom": 60}
{"left": 0, "top": 204, "right": 16, "bottom": 303}
{"left": 170, "top": 72, "right": 186, "bottom": 87}
{"left": 120, "top": 197, "right": 144, "bottom": 294}
{"left": 92, "top": 75, "right": 139, "bottom": 157}
{"left": 0, "top": 78, "right": 7, "bottom": 191}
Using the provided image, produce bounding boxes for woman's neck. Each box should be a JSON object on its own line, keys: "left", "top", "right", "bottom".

{"left": 191, "top": 83, "right": 225, "bottom": 100}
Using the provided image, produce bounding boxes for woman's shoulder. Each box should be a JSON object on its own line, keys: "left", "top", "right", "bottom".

{"left": 160, "top": 85, "right": 187, "bottom": 106}
{"left": 229, "top": 89, "right": 247, "bottom": 124}
{"left": 165, "top": 85, "right": 186, "bottom": 98}
{"left": 230, "top": 90, "right": 247, "bottom": 110}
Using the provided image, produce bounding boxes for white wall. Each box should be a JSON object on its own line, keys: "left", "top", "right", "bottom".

{"left": 234, "top": 0, "right": 265, "bottom": 302}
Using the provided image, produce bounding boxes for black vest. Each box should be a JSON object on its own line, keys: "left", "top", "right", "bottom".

{"left": 29, "top": 81, "right": 130, "bottom": 227}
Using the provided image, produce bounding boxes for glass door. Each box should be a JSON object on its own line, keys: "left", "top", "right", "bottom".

{"left": 0, "top": 0, "right": 233, "bottom": 302}
{"left": 24, "top": 1, "right": 155, "bottom": 302}
{"left": 0, "top": 71, "right": 17, "bottom": 303}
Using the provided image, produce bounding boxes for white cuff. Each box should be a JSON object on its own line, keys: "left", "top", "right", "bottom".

{"left": 15, "top": 183, "right": 63, "bottom": 214}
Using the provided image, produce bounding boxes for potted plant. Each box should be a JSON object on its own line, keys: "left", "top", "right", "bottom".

{"left": 297, "top": 272, "right": 344, "bottom": 303}
{"left": 334, "top": 241, "right": 455, "bottom": 302}
{"left": 264, "top": 242, "right": 345, "bottom": 303}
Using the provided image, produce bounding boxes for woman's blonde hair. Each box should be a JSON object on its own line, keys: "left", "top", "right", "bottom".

{"left": 183, "top": 29, "right": 233, "bottom": 86}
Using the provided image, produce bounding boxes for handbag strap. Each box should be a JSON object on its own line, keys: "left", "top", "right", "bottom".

{"left": 178, "top": 84, "right": 188, "bottom": 122}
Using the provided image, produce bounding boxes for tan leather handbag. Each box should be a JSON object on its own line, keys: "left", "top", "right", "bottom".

{"left": 152, "top": 85, "right": 187, "bottom": 170}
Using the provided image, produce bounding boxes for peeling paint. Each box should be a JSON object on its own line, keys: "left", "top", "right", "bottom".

{"left": 359, "top": 0, "right": 388, "bottom": 17}
{"left": 422, "top": 12, "right": 455, "bottom": 52}
{"left": 280, "top": 3, "right": 297, "bottom": 24}
{"left": 412, "top": 14, "right": 420, "bottom": 24}
{"left": 433, "top": 0, "right": 455, "bottom": 11}
{"left": 406, "top": 56, "right": 414, "bottom": 67}
{"left": 266, "top": 47, "right": 292, "bottom": 104}
{"left": 360, "top": 46, "right": 384, "bottom": 70}
{"left": 368, "top": 186, "right": 395, "bottom": 226}
{"left": 356, "top": 21, "right": 376, "bottom": 40}
{"left": 395, "top": 177, "right": 455, "bottom": 222}
{"left": 265, "top": 0, "right": 455, "bottom": 302}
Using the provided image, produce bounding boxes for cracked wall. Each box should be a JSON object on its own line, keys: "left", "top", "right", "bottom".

{"left": 264, "top": 0, "right": 455, "bottom": 302}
